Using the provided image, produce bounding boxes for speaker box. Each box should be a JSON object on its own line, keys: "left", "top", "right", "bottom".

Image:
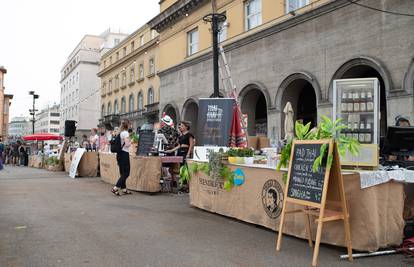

{"left": 64, "top": 120, "right": 77, "bottom": 137}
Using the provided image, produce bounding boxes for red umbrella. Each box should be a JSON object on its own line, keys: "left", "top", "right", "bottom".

{"left": 23, "top": 133, "right": 63, "bottom": 141}
{"left": 229, "top": 104, "right": 247, "bottom": 147}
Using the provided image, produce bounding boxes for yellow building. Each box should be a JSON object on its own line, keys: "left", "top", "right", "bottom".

{"left": 98, "top": 25, "right": 160, "bottom": 130}
{"left": 149, "top": 0, "right": 329, "bottom": 136}
{"left": 0, "top": 66, "right": 13, "bottom": 142}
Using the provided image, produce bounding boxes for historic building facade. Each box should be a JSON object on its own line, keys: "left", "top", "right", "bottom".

{"left": 0, "top": 66, "right": 13, "bottom": 142}
{"left": 8, "top": 116, "right": 30, "bottom": 141}
{"left": 35, "top": 104, "right": 61, "bottom": 134}
{"left": 60, "top": 30, "right": 128, "bottom": 137}
{"left": 98, "top": 25, "right": 160, "bottom": 131}
{"left": 149, "top": 0, "right": 414, "bottom": 139}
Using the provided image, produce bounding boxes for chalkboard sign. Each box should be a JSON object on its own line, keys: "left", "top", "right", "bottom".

{"left": 286, "top": 141, "right": 331, "bottom": 205}
{"left": 137, "top": 131, "right": 155, "bottom": 156}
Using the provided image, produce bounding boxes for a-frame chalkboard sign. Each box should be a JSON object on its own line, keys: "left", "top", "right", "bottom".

{"left": 276, "top": 139, "right": 352, "bottom": 267}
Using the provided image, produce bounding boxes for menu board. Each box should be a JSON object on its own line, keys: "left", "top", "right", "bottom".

{"left": 137, "top": 131, "right": 155, "bottom": 156}
{"left": 287, "top": 143, "right": 329, "bottom": 204}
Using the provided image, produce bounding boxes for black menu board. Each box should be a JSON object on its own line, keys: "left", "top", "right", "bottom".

{"left": 137, "top": 131, "right": 155, "bottom": 156}
{"left": 287, "top": 142, "right": 329, "bottom": 204}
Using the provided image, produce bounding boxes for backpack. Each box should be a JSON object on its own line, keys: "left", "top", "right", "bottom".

{"left": 110, "top": 134, "right": 124, "bottom": 153}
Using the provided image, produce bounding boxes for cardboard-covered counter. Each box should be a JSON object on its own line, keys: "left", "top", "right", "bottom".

{"left": 64, "top": 151, "right": 99, "bottom": 177}
{"left": 188, "top": 159, "right": 405, "bottom": 251}
{"left": 99, "top": 152, "right": 161, "bottom": 193}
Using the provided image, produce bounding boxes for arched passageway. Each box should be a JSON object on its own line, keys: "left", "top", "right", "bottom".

{"left": 240, "top": 89, "right": 268, "bottom": 136}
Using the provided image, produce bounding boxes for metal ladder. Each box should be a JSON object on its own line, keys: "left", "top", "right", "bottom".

{"left": 218, "top": 45, "right": 237, "bottom": 99}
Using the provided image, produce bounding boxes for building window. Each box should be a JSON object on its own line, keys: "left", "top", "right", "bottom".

{"left": 147, "top": 88, "right": 154, "bottom": 104}
{"left": 107, "top": 102, "right": 112, "bottom": 115}
{"left": 123, "top": 47, "right": 127, "bottom": 57}
{"left": 138, "top": 92, "right": 143, "bottom": 110}
{"left": 114, "top": 38, "right": 120, "bottom": 45}
{"left": 139, "top": 64, "right": 144, "bottom": 79}
{"left": 149, "top": 58, "right": 155, "bottom": 75}
{"left": 140, "top": 35, "right": 144, "bottom": 46}
{"left": 245, "top": 0, "right": 262, "bottom": 30}
{"left": 130, "top": 66, "right": 135, "bottom": 82}
{"left": 102, "top": 104, "right": 105, "bottom": 117}
{"left": 129, "top": 94, "right": 134, "bottom": 112}
{"left": 286, "top": 0, "right": 309, "bottom": 13}
{"left": 114, "top": 100, "right": 119, "bottom": 114}
{"left": 121, "top": 97, "right": 126, "bottom": 114}
{"left": 116, "top": 52, "right": 119, "bottom": 61}
{"left": 218, "top": 15, "right": 228, "bottom": 43}
{"left": 109, "top": 56, "right": 112, "bottom": 64}
{"left": 122, "top": 72, "right": 127, "bottom": 87}
{"left": 131, "top": 41, "right": 135, "bottom": 51}
{"left": 187, "top": 28, "right": 199, "bottom": 56}
{"left": 102, "top": 82, "right": 107, "bottom": 94}
{"left": 109, "top": 79, "right": 113, "bottom": 92}
{"left": 103, "top": 60, "right": 106, "bottom": 68}
{"left": 115, "top": 75, "right": 119, "bottom": 89}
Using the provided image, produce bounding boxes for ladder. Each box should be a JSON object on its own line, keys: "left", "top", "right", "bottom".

{"left": 218, "top": 45, "right": 248, "bottom": 136}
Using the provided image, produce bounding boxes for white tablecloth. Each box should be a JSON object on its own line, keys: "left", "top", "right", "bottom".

{"left": 359, "top": 169, "right": 414, "bottom": 189}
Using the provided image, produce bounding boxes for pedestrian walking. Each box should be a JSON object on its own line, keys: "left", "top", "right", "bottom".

{"left": 19, "top": 143, "right": 26, "bottom": 166}
{"left": 111, "top": 120, "right": 132, "bottom": 196}
{"left": 0, "top": 138, "right": 4, "bottom": 170}
{"left": 12, "top": 142, "right": 20, "bottom": 166}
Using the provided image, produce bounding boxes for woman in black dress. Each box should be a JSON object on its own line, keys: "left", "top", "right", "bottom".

{"left": 166, "top": 121, "right": 195, "bottom": 161}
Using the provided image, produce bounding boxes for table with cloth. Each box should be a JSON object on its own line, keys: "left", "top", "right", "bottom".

{"left": 188, "top": 160, "right": 411, "bottom": 251}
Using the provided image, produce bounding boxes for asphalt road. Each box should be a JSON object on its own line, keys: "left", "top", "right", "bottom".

{"left": 0, "top": 166, "right": 412, "bottom": 267}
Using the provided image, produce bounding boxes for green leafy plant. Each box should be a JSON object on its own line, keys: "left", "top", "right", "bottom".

{"left": 179, "top": 164, "right": 190, "bottom": 186}
{"left": 240, "top": 147, "right": 254, "bottom": 157}
{"left": 46, "top": 156, "right": 60, "bottom": 166}
{"left": 226, "top": 148, "right": 239, "bottom": 157}
{"left": 130, "top": 133, "right": 139, "bottom": 144}
{"left": 277, "top": 116, "right": 360, "bottom": 180}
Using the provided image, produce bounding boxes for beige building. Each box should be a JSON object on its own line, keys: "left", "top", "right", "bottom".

{"left": 149, "top": 0, "right": 414, "bottom": 139}
{"left": 0, "top": 66, "right": 13, "bottom": 142}
{"left": 98, "top": 25, "right": 160, "bottom": 130}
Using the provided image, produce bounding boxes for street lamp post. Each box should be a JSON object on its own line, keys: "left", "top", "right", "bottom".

{"left": 28, "top": 91, "right": 39, "bottom": 134}
{"left": 203, "top": 13, "right": 227, "bottom": 98}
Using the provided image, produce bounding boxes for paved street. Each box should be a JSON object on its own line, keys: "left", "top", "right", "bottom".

{"left": 0, "top": 166, "right": 412, "bottom": 267}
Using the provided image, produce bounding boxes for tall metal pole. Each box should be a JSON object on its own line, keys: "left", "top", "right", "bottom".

{"left": 32, "top": 94, "right": 35, "bottom": 134}
{"left": 212, "top": 15, "right": 220, "bottom": 98}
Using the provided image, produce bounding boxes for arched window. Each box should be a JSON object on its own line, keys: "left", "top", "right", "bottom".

{"left": 121, "top": 97, "right": 126, "bottom": 114}
{"left": 114, "top": 99, "right": 119, "bottom": 114}
{"left": 101, "top": 104, "right": 105, "bottom": 117}
{"left": 129, "top": 94, "right": 134, "bottom": 112}
{"left": 107, "top": 102, "right": 112, "bottom": 115}
{"left": 148, "top": 87, "right": 154, "bottom": 104}
{"left": 138, "top": 91, "right": 143, "bottom": 110}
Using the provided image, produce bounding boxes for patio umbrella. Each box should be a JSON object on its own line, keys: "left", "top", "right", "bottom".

{"left": 229, "top": 104, "right": 247, "bottom": 147}
{"left": 23, "top": 133, "right": 63, "bottom": 141}
{"left": 283, "top": 102, "right": 294, "bottom": 141}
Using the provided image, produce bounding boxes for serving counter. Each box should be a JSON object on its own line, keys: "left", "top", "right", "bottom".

{"left": 188, "top": 160, "right": 405, "bottom": 251}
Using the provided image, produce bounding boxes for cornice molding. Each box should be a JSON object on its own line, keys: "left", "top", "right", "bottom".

{"left": 148, "top": 0, "right": 209, "bottom": 32}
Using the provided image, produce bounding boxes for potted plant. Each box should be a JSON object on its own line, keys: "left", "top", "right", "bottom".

{"left": 277, "top": 116, "right": 360, "bottom": 182}
{"left": 226, "top": 148, "right": 238, "bottom": 164}
{"left": 235, "top": 148, "right": 245, "bottom": 164}
{"left": 242, "top": 147, "right": 255, "bottom": 165}
{"left": 130, "top": 133, "right": 139, "bottom": 155}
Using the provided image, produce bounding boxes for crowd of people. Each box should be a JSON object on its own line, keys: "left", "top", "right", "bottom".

{"left": 0, "top": 139, "right": 29, "bottom": 168}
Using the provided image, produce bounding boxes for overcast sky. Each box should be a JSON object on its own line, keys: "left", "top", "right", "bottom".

{"left": 0, "top": 0, "right": 159, "bottom": 120}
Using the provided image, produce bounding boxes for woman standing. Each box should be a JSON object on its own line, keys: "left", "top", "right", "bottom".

{"left": 167, "top": 121, "right": 195, "bottom": 162}
{"left": 111, "top": 121, "right": 132, "bottom": 196}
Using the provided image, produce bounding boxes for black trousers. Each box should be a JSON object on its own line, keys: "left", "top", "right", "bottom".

{"left": 116, "top": 151, "right": 130, "bottom": 189}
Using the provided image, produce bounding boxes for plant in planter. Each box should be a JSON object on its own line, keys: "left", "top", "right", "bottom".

{"left": 240, "top": 147, "right": 255, "bottom": 165}
{"left": 130, "top": 133, "right": 139, "bottom": 144}
{"left": 277, "top": 116, "right": 360, "bottom": 182}
{"left": 226, "top": 148, "right": 239, "bottom": 164}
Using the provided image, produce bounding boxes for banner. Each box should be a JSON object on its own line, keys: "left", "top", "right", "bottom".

{"left": 69, "top": 148, "right": 85, "bottom": 178}
{"left": 197, "top": 98, "right": 235, "bottom": 146}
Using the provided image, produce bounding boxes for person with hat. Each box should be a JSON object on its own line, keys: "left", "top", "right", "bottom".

{"left": 165, "top": 120, "right": 195, "bottom": 161}
{"left": 158, "top": 113, "right": 179, "bottom": 151}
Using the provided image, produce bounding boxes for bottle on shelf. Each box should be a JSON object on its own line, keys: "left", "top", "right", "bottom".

{"left": 360, "top": 90, "right": 367, "bottom": 112}
{"left": 346, "top": 121, "right": 353, "bottom": 138}
{"left": 359, "top": 121, "right": 366, "bottom": 143}
{"left": 352, "top": 121, "right": 359, "bottom": 140}
{"left": 347, "top": 91, "right": 354, "bottom": 112}
{"left": 367, "top": 90, "right": 374, "bottom": 111}
{"left": 353, "top": 91, "right": 360, "bottom": 112}
{"left": 341, "top": 90, "right": 348, "bottom": 112}
{"left": 365, "top": 122, "right": 372, "bottom": 143}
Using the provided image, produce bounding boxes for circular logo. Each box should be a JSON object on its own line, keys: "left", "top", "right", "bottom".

{"left": 233, "top": 168, "right": 245, "bottom": 186}
{"left": 262, "top": 179, "right": 284, "bottom": 219}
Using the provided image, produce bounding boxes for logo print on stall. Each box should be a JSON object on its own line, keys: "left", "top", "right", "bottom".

{"left": 233, "top": 168, "right": 245, "bottom": 186}
{"left": 262, "top": 179, "right": 284, "bottom": 219}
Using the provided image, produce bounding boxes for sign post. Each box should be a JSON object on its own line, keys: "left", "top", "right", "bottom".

{"left": 276, "top": 139, "right": 352, "bottom": 266}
